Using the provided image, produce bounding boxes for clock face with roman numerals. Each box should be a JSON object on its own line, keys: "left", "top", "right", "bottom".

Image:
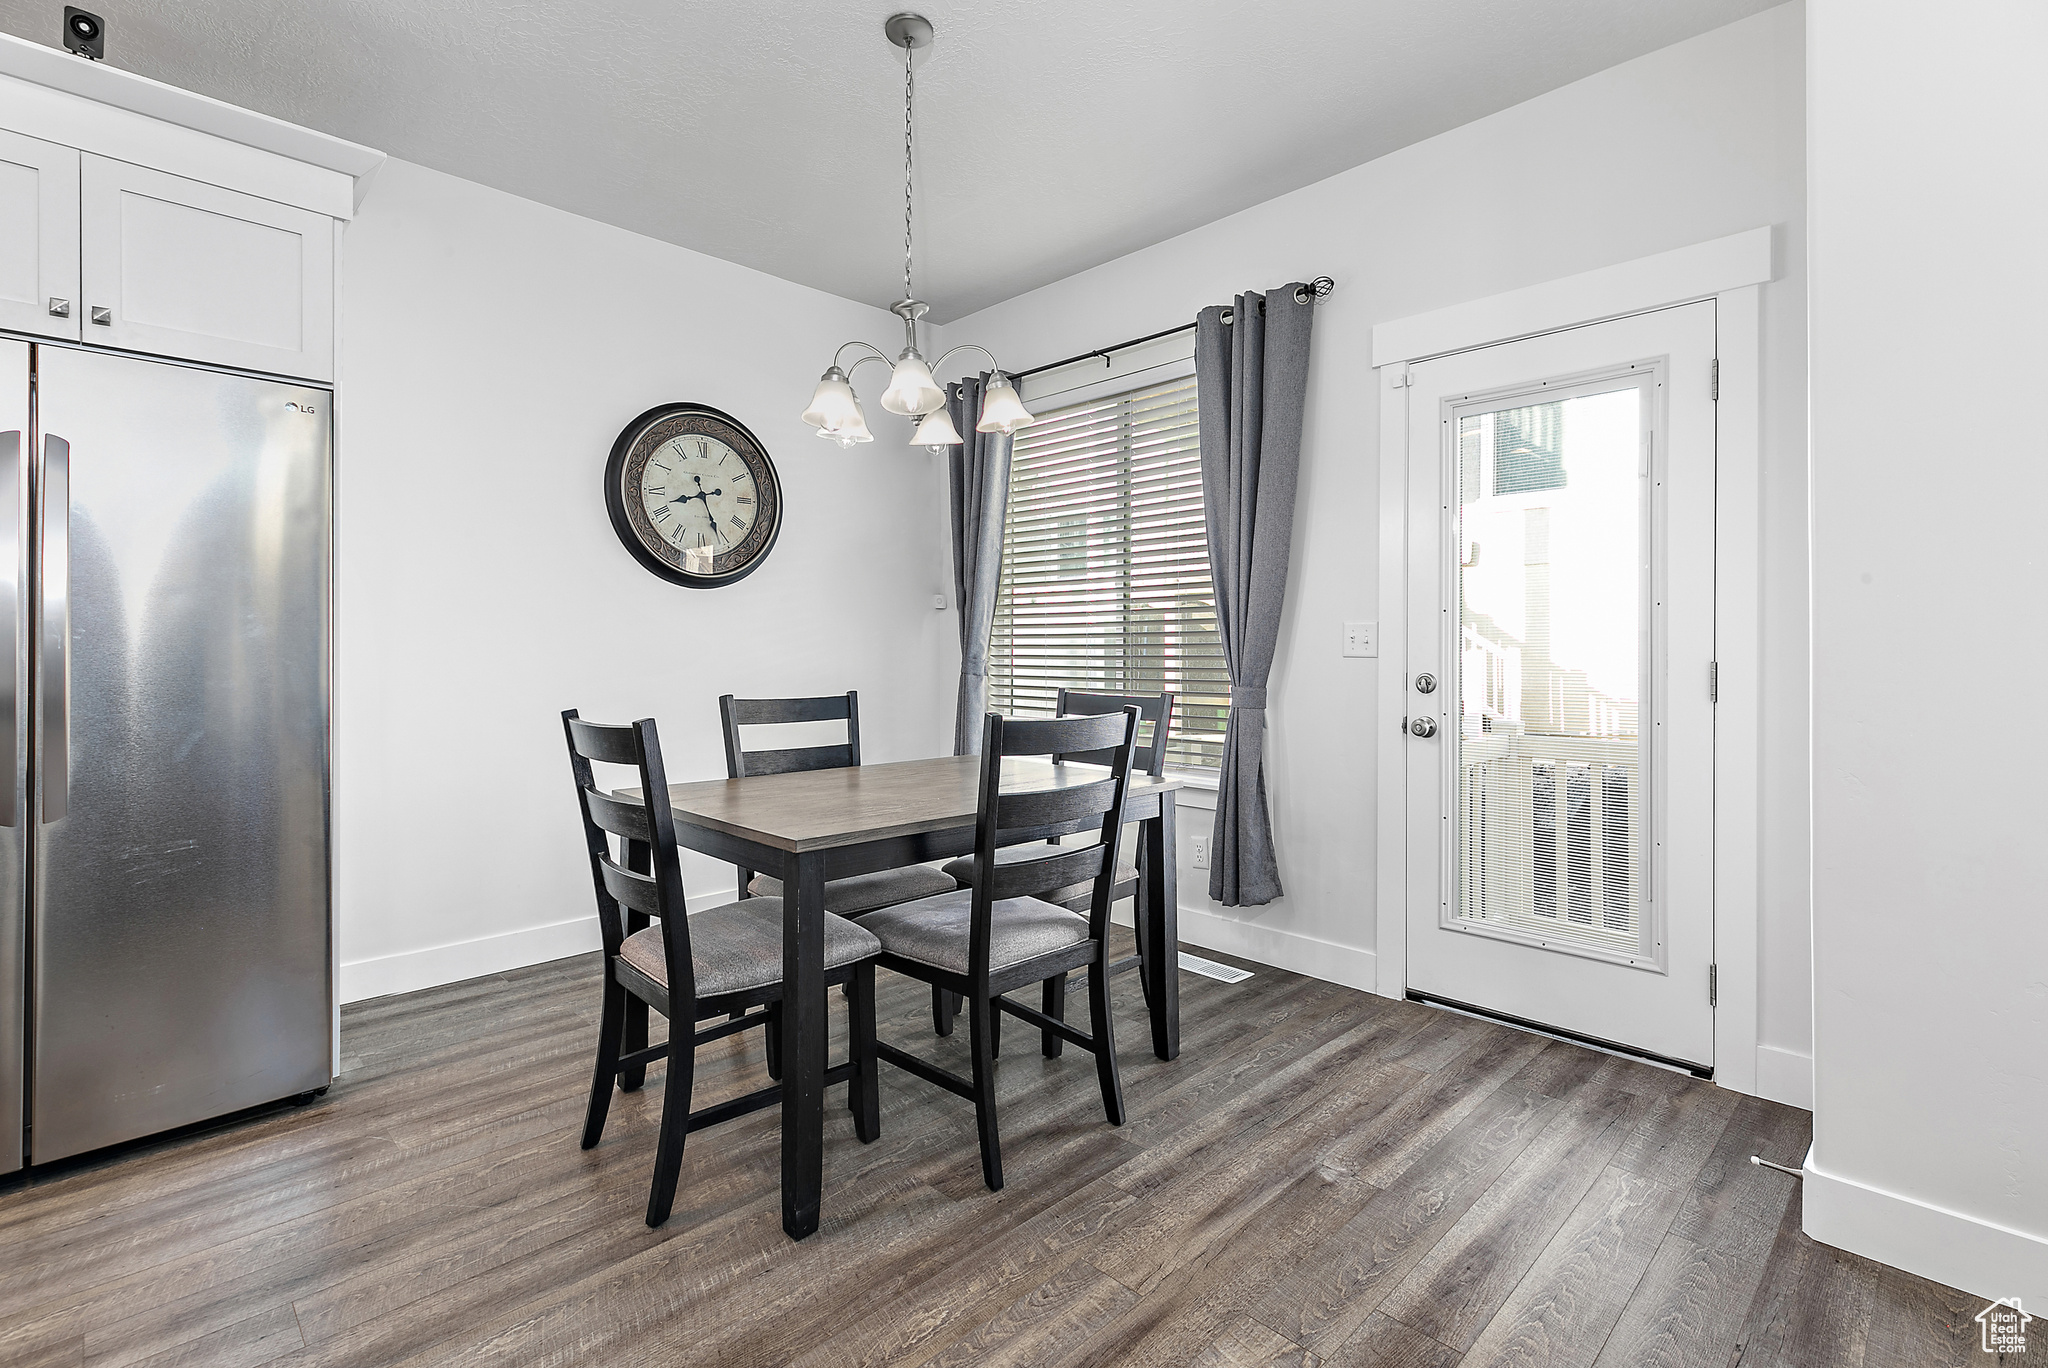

{"left": 604, "top": 404, "right": 782, "bottom": 588}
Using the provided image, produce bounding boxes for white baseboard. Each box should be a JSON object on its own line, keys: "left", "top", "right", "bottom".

{"left": 339, "top": 887, "right": 738, "bottom": 1004}
{"left": 1754, "top": 1044, "right": 1813, "bottom": 1110}
{"left": 1804, "top": 1150, "right": 2048, "bottom": 1305}
{"left": 1170, "top": 902, "right": 1379, "bottom": 994}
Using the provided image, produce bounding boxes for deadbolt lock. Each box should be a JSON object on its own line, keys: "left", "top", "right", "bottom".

{"left": 1410, "top": 716, "right": 1438, "bottom": 739}
{"left": 1415, "top": 673, "right": 1437, "bottom": 694}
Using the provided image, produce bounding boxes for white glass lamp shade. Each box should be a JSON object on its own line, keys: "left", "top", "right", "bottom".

{"left": 817, "top": 398, "right": 874, "bottom": 447}
{"left": 880, "top": 353, "right": 946, "bottom": 416}
{"left": 975, "top": 376, "right": 1035, "bottom": 434}
{"left": 911, "top": 406, "right": 963, "bottom": 449}
{"left": 801, "top": 369, "right": 860, "bottom": 430}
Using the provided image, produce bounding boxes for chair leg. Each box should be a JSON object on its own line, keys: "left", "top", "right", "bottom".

{"left": 764, "top": 1002, "right": 783, "bottom": 1080}
{"left": 849, "top": 963, "right": 881, "bottom": 1143}
{"left": 1087, "top": 949, "right": 1126, "bottom": 1127}
{"left": 621, "top": 981, "right": 649, "bottom": 1092}
{"left": 932, "top": 985, "right": 958, "bottom": 1037}
{"left": 967, "top": 992, "right": 1004, "bottom": 1191}
{"left": 644, "top": 1020, "right": 695, "bottom": 1227}
{"left": 1041, "top": 973, "right": 1068, "bottom": 1058}
{"left": 1131, "top": 867, "right": 1155, "bottom": 1012}
{"left": 621, "top": 851, "right": 651, "bottom": 1091}
{"left": 582, "top": 973, "right": 626, "bottom": 1149}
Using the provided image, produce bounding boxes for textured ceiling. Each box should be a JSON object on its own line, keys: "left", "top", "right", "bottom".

{"left": 0, "top": 0, "right": 1777, "bottom": 320}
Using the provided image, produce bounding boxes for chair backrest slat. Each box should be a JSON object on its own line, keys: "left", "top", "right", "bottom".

{"left": 999, "top": 816, "right": 1107, "bottom": 846}
{"left": 1055, "top": 688, "right": 1175, "bottom": 778}
{"left": 566, "top": 715, "right": 642, "bottom": 767}
{"left": 600, "top": 858, "right": 661, "bottom": 916}
{"left": 994, "top": 777, "right": 1120, "bottom": 833}
{"left": 738, "top": 743, "right": 857, "bottom": 777}
{"left": 583, "top": 788, "right": 651, "bottom": 843}
{"left": 725, "top": 694, "right": 854, "bottom": 726}
{"left": 984, "top": 842, "right": 1110, "bottom": 902}
{"left": 720, "top": 691, "right": 862, "bottom": 779}
{"left": 996, "top": 710, "right": 1128, "bottom": 760}
{"left": 562, "top": 708, "right": 696, "bottom": 1002}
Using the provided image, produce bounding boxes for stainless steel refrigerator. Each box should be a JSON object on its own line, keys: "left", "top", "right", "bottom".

{"left": 0, "top": 339, "right": 331, "bottom": 1173}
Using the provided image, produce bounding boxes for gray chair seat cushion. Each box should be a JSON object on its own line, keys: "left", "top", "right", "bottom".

{"left": 858, "top": 887, "right": 1091, "bottom": 977}
{"left": 748, "top": 862, "right": 958, "bottom": 916}
{"left": 618, "top": 896, "right": 880, "bottom": 998}
{"left": 941, "top": 844, "right": 1138, "bottom": 891}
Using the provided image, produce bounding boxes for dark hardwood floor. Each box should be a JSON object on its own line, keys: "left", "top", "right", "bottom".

{"left": 0, "top": 935, "right": 1984, "bottom": 1367}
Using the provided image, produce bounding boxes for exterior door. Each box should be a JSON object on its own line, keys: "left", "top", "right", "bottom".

{"left": 1403, "top": 302, "right": 1717, "bottom": 1069}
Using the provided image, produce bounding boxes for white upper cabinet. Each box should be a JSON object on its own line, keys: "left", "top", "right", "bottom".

{"left": 80, "top": 156, "right": 334, "bottom": 381}
{"left": 0, "top": 128, "right": 80, "bottom": 342}
{"left": 0, "top": 37, "right": 380, "bottom": 382}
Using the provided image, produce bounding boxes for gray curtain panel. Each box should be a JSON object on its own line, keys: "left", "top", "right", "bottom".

{"left": 948, "top": 374, "right": 1014, "bottom": 755}
{"left": 1196, "top": 286, "right": 1315, "bottom": 906}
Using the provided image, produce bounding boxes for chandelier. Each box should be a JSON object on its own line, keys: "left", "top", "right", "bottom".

{"left": 801, "top": 13, "right": 1034, "bottom": 450}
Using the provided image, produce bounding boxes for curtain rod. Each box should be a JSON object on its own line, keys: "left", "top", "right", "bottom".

{"left": 1008, "top": 276, "right": 1334, "bottom": 383}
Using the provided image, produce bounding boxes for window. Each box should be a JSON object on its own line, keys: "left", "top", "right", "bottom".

{"left": 988, "top": 374, "right": 1228, "bottom": 769}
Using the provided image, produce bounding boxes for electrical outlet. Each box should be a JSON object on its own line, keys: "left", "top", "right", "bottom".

{"left": 1192, "top": 836, "right": 1210, "bottom": 870}
{"left": 1343, "top": 621, "right": 1378, "bottom": 658}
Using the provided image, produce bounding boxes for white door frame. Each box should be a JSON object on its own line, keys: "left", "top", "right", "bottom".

{"left": 1373, "top": 227, "right": 1775, "bottom": 1094}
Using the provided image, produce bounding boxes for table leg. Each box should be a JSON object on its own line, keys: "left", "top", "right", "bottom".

{"left": 1143, "top": 793, "right": 1180, "bottom": 1060}
{"left": 781, "top": 851, "right": 827, "bottom": 1240}
{"left": 621, "top": 839, "right": 651, "bottom": 1091}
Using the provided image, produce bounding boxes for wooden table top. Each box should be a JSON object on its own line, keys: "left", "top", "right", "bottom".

{"left": 621, "top": 755, "right": 1181, "bottom": 854}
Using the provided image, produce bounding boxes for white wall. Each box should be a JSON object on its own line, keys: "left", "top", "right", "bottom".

{"left": 1802, "top": 0, "right": 2048, "bottom": 1304}
{"left": 936, "top": 6, "right": 1810, "bottom": 1087}
{"left": 334, "top": 159, "right": 954, "bottom": 1001}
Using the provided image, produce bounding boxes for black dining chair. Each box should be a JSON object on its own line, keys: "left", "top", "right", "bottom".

{"left": 938, "top": 688, "right": 1175, "bottom": 1041}
{"left": 562, "top": 709, "right": 882, "bottom": 1227}
{"left": 860, "top": 706, "right": 1141, "bottom": 1192}
{"left": 720, "top": 691, "right": 958, "bottom": 917}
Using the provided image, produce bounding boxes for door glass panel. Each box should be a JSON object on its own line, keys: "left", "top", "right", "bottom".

{"left": 1455, "top": 384, "right": 1645, "bottom": 957}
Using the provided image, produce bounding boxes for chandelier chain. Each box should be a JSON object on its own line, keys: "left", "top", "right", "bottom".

{"left": 903, "top": 38, "right": 915, "bottom": 301}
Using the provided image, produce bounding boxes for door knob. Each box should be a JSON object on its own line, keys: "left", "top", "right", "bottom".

{"left": 1410, "top": 716, "right": 1438, "bottom": 738}
{"left": 1415, "top": 673, "right": 1437, "bottom": 694}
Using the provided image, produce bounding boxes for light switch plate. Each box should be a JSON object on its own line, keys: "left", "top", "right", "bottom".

{"left": 1343, "top": 621, "right": 1378, "bottom": 658}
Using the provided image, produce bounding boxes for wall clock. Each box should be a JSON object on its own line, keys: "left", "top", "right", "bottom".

{"left": 605, "top": 403, "right": 783, "bottom": 588}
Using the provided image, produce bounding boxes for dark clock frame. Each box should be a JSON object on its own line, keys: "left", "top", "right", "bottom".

{"left": 604, "top": 402, "right": 783, "bottom": 589}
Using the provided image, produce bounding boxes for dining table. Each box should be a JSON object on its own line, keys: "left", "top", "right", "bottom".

{"left": 622, "top": 753, "right": 1182, "bottom": 1240}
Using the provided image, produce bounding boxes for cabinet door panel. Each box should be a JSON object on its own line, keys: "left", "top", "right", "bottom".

{"left": 0, "top": 129, "right": 80, "bottom": 341}
{"left": 80, "top": 155, "right": 332, "bottom": 380}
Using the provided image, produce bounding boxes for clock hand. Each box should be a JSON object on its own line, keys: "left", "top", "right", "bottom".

{"left": 688, "top": 476, "right": 730, "bottom": 542}
{"left": 691, "top": 488, "right": 729, "bottom": 545}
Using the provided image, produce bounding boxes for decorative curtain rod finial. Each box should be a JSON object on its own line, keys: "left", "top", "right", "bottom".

{"left": 1295, "top": 276, "right": 1335, "bottom": 305}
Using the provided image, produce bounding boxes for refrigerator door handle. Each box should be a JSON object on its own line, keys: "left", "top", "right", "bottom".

{"left": 0, "top": 430, "right": 15, "bottom": 827}
{"left": 39, "top": 434, "right": 67, "bottom": 824}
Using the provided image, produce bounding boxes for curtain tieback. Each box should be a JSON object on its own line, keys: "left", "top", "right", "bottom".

{"left": 1230, "top": 686, "right": 1268, "bottom": 710}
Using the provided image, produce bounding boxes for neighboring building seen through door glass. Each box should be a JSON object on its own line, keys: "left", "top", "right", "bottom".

{"left": 1456, "top": 386, "right": 1647, "bottom": 958}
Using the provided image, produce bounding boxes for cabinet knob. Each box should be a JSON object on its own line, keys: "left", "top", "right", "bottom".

{"left": 48, "top": 298, "right": 70, "bottom": 318}
{"left": 89, "top": 307, "right": 112, "bottom": 326}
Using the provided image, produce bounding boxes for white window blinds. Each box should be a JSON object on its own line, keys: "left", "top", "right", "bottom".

{"left": 989, "top": 374, "right": 1228, "bottom": 770}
